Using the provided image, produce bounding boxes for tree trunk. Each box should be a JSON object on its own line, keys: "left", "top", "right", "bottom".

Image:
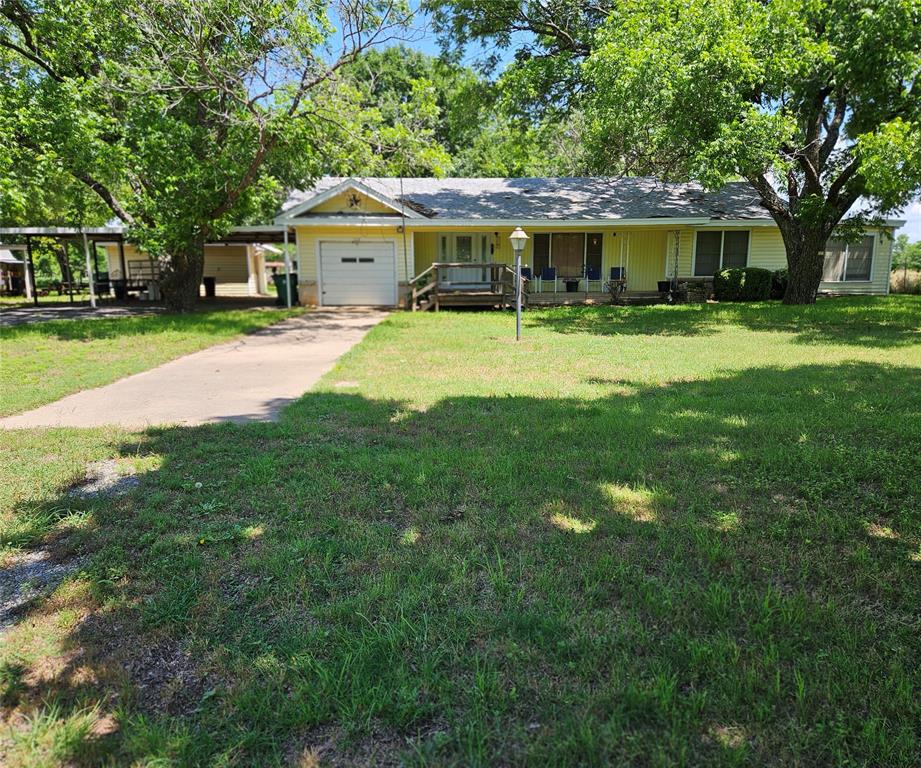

{"left": 777, "top": 223, "right": 829, "bottom": 305}
{"left": 160, "top": 236, "right": 205, "bottom": 312}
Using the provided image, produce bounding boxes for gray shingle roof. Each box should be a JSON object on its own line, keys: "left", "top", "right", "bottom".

{"left": 282, "top": 177, "right": 772, "bottom": 221}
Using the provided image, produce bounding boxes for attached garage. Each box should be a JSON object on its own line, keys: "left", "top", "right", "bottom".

{"left": 318, "top": 240, "right": 397, "bottom": 306}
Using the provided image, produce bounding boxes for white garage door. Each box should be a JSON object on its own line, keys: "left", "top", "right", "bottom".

{"left": 319, "top": 241, "right": 397, "bottom": 306}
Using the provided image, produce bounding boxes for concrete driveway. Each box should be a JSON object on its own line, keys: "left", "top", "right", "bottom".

{"left": 0, "top": 308, "right": 388, "bottom": 429}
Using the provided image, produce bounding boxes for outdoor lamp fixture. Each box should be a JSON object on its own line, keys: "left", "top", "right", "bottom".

{"left": 509, "top": 227, "right": 528, "bottom": 341}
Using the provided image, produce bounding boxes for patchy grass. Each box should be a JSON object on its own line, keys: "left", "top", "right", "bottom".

{"left": 1, "top": 296, "right": 920, "bottom": 766}
{"left": 0, "top": 308, "right": 301, "bottom": 416}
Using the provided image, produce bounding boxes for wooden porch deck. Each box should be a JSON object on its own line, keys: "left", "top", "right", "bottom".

{"left": 409, "top": 263, "right": 671, "bottom": 310}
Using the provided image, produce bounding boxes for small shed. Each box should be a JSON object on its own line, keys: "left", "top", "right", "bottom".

{"left": 0, "top": 248, "right": 25, "bottom": 295}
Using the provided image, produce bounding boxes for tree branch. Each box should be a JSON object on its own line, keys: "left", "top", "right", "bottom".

{"left": 746, "top": 173, "right": 791, "bottom": 222}
{"left": 74, "top": 172, "right": 136, "bottom": 227}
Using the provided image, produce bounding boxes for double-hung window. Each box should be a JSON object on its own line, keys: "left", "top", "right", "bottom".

{"left": 693, "top": 231, "right": 750, "bottom": 276}
{"left": 821, "top": 236, "right": 874, "bottom": 282}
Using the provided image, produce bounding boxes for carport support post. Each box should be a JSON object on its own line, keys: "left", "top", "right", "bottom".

{"left": 82, "top": 230, "right": 97, "bottom": 309}
{"left": 283, "top": 227, "right": 292, "bottom": 309}
{"left": 25, "top": 235, "right": 37, "bottom": 305}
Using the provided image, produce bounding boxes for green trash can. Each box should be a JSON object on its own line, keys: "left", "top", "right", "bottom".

{"left": 272, "top": 273, "right": 298, "bottom": 306}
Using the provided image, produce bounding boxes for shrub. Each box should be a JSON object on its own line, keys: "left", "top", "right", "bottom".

{"left": 771, "top": 269, "right": 789, "bottom": 299}
{"left": 713, "top": 267, "right": 773, "bottom": 301}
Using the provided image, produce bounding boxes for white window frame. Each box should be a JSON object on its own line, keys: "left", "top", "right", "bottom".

{"left": 438, "top": 232, "right": 491, "bottom": 263}
{"left": 691, "top": 230, "right": 751, "bottom": 277}
{"left": 821, "top": 233, "right": 876, "bottom": 283}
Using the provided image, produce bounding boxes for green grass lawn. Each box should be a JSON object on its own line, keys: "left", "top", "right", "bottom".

{"left": 0, "top": 307, "right": 301, "bottom": 416}
{"left": 1, "top": 297, "right": 919, "bottom": 766}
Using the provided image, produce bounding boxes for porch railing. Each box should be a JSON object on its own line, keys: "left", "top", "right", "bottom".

{"left": 408, "top": 262, "right": 528, "bottom": 311}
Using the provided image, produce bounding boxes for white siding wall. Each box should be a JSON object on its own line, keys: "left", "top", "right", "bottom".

{"left": 818, "top": 230, "right": 893, "bottom": 295}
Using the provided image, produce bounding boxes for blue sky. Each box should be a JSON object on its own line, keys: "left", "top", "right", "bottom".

{"left": 401, "top": 13, "right": 921, "bottom": 241}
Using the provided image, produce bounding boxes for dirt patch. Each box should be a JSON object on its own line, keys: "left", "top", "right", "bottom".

{"left": 67, "top": 460, "right": 139, "bottom": 499}
{"left": 0, "top": 549, "right": 86, "bottom": 632}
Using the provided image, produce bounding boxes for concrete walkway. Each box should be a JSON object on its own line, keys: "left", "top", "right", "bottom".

{"left": 0, "top": 308, "right": 387, "bottom": 429}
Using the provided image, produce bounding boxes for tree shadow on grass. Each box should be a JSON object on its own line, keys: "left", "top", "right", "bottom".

{"left": 0, "top": 306, "right": 296, "bottom": 342}
{"left": 527, "top": 296, "right": 921, "bottom": 348}
{"left": 3, "top": 362, "right": 920, "bottom": 766}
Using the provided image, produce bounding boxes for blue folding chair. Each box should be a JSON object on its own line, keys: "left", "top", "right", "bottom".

{"left": 539, "top": 266, "right": 558, "bottom": 293}
{"left": 584, "top": 265, "right": 603, "bottom": 292}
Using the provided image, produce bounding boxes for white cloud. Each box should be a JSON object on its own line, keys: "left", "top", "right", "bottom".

{"left": 897, "top": 200, "right": 921, "bottom": 241}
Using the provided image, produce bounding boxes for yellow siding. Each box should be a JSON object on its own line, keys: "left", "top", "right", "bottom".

{"left": 310, "top": 191, "right": 398, "bottom": 215}
{"left": 749, "top": 228, "right": 787, "bottom": 270}
{"left": 411, "top": 226, "right": 668, "bottom": 289}
{"left": 293, "top": 225, "right": 410, "bottom": 283}
{"left": 294, "top": 222, "right": 895, "bottom": 300}
{"left": 621, "top": 230, "right": 667, "bottom": 290}
{"left": 103, "top": 244, "right": 253, "bottom": 295}
{"left": 204, "top": 246, "right": 250, "bottom": 296}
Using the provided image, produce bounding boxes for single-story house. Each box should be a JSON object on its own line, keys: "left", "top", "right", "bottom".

{"left": 3, "top": 177, "right": 902, "bottom": 307}
{"left": 275, "top": 177, "right": 901, "bottom": 308}
{"left": 0, "top": 248, "right": 26, "bottom": 294}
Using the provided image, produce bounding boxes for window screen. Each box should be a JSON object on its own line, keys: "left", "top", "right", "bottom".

{"left": 822, "top": 240, "right": 847, "bottom": 281}
{"left": 586, "top": 233, "right": 603, "bottom": 271}
{"left": 694, "top": 232, "right": 723, "bottom": 276}
{"left": 822, "top": 236, "right": 873, "bottom": 282}
{"left": 844, "top": 236, "right": 873, "bottom": 281}
{"left": 533, "top": 233, "right": 550, "bottom": 275}
{"left": 722, "top": 231, "right": 749, "bottom": 268}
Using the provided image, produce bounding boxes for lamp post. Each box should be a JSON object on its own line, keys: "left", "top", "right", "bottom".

{"left": 509, "top": 227, "right": 528, "bottom": 341}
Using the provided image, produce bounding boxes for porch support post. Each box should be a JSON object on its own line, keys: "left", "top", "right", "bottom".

{"left": 245, "top": 244, "right": 256, "bottom": 296}
{"left": 24, "top": 235, "right": 35, "bottom": 303}
{"left": 118, "top": 238, "right": 127, "bottom": 280}
{"left": 283, "top": 226, "right": 292, "bottom": 308}
{"left": 82, "top": 230, "right": 97, "bottom": 308}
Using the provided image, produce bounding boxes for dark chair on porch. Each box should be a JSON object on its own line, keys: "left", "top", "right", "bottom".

{"left": 584, "top": 265, "right": 603, "bottom": 292}
{"left": 538, "top": 266, "right": 558, "bottom": 293}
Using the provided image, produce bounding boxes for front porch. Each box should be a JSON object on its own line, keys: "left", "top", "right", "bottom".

{"left": 407, "top": 262, "right": 683, "bottom": 310}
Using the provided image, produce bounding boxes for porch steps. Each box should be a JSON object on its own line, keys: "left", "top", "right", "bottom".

{"left": 612, "top": 291, "right": 668, "bottom": 306}
{"left": 428, "top": 290, "right": 510, "bottom": 309}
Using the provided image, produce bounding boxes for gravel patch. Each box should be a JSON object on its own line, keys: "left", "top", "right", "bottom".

{"left": 68, "top": 459, "right": 140, "bottom": 499}
{"left": 0, "top": 549, "right": 85, "bottom": 632}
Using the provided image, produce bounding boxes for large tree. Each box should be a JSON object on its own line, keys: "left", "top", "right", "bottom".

{"left": 0, "top": 0, "right": 412, "bottom": 310}
{"left": 429, "top": 0, "right": 921, "bottom": 304}
{"left": 584, "top": 0, "right": 921, "bottom": 303}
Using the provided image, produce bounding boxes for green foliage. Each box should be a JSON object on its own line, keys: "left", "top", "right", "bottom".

{"left": 892, "top": 234, "right": 921, "bottom": 273}
{"left": 580, "top": 0, "right": 921, "bottom": 301}
{"left": 713, "top": 267, "right": 773, "bottom": 301}
{"left": 339, "top": 45, "right": 588, "bottom": 176}
{"left": 0, "top": 0, "right": 412, "bottom": 309}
